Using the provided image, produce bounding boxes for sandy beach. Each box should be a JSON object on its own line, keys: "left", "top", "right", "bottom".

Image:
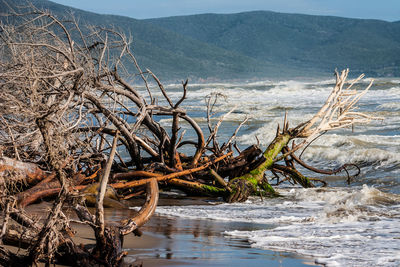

{"left": 99, "top": 196, "right": 318, "bottom": 267}
{"left": 122, "top": 214, "right": 318, "bottom": 267}
{"left": 25, "top": 197, "right": 317, "bottom": 266}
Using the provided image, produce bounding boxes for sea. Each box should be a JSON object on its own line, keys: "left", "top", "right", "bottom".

{"left": 134, "top": 76, "right": 400, "bottom": 266}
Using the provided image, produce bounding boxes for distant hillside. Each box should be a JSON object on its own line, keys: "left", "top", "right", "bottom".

{"left": 1, "top": 0, "right": 399, "bottom": 81}
{"left": 147, "top": 11, "right": 400, "bottom": 77}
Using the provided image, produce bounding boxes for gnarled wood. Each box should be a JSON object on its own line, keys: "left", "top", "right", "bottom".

{"left": 0, "top": 157, "right": 50, "bottom": 188}
{"left": 120, "top": 178, "right": 159, "bottom": 235}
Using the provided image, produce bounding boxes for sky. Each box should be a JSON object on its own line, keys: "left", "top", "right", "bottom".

{"left": 49, "top": 0, "right": 400, "bottom": 21}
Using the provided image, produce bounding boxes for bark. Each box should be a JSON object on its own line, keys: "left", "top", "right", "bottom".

{"left": 95, "top": 132, "right": 119, "bottom": 251}
{"left": 17, "top": 173, "right": 86, "bottom": 208}
{"left": 273, "top": 164, "right": 314, "bottom": 188}
{"left": 0, "top": 157, "right": 50, "bottom": 189}
{"left": 110, "top": 152, "right": 232, "bottom": 190}
{"left": 168, "top": 178, "right": 227, "bottom": 197}
{"left": 226, "top": 133, "right": 291, "bottom": 202}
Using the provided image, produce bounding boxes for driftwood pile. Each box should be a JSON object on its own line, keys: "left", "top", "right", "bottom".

{"left": 0, "top": 7, "right": 381, "bottom": 266}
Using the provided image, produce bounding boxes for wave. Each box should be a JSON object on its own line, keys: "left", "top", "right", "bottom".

{"left": 141, "top": 79, "right": 400, "bottom": 116}
{"left": 165, "top": 79, "right": 332, "bottom": 88}
{"left": 298, "top": 134, "right": 400, "bottom": 172}
{"left": 378, "top": 102, "right": 400, "bottom": 111}
{"left": 156, "top": 185, "right": 400, "bottom": 225}
{"left": 154, "top": 186, "right": 400, "bottom": 267}
{"left": 155, "top": 186, "right": 400, "bottom": 266}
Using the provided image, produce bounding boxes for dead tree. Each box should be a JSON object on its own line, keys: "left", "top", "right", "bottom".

{"left": 225, "top": 69, "right": 382, "bottom": 201}
{"left": 0, "top": 6, "right": 162, "bottom": 266}
{"left": 0, "top": 4, "right": 383, "bottom": 266}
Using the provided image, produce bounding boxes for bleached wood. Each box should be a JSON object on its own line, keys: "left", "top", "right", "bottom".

{"left": 298, "top": 69, "right": 383, "bottom": 144}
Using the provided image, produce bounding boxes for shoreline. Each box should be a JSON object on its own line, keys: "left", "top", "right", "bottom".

{"left": 114, "top": 195, "right": 319, "bottom": 266}
{"left": 122, "top": 214, "right": 319, "bottom": 267}
{"left": 25, "top": 198, "right": 320, "bottom": 266}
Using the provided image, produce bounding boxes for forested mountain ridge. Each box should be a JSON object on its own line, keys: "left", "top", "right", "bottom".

{"left": 1, "top": 0, "right": 399, "bottom": 81}
{"left": 147, "top": 11, "right": 400, "bottom": 77}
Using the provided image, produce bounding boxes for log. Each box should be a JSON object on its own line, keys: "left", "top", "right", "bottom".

{"left": 226, "top": 133, "right": 290, "bottom": 202}
{"left": 0, "top": 157, "right": 50, "bottom": 188}
{"left": 113, "top": 169, "right": 227, "bottom": 197}
{"left": 110, "top": 152, "right": 232, "bottom": 190}
{"left": 168, "top": 178, "right": 227, "bottom": 196}
{"left": 16, "top": 173, "right": 86, "bottom": 208}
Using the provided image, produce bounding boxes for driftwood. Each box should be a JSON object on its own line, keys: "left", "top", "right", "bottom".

{"left": 0, "top": 5, "right": 382, "bottom": 266}
{"left": 0, "top": 157, "right": 51, "bottom": 189}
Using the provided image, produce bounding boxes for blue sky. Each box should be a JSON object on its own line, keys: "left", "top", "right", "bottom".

{"left": 50, "top": 0, "right": 399, "bottom": 21}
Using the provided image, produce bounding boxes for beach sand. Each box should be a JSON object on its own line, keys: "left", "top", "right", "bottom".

{"left": 113, "top": 196, "right": 318, "bottom": 266}
{"left": 23, "top": 197, "right": 319, "bottom": 266}
{"left": 122, "top": 214, "right": 318, "bottom": 267}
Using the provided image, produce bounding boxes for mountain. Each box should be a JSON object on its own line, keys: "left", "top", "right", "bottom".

{"left": 1, "top": 0, "right": 400, "bottom": 81}
{"left": 146, "top": 11, "right": 400, "bottom": 77}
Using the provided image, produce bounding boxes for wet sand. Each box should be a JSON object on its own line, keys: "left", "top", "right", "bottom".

{"left": 26, "top": 198, "right": 319, "bottom": 266}
{"left": 106, "top": 196, "right": 318, "bottom": 266}
{"left": 121, "top": 214, "right": 318, "bottom": 267}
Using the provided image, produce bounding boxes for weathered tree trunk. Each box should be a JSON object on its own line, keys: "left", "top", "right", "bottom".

{"left": 226, "top": 133, "right": 291, "bottom": 202}
{"left": 168, "top": 178, "right": 227, "bottom": 196}
{"left": 0, "top": 157, "right": 50, "bottom": 189}
{"left": 74, "top": 178, "right": 159, "bottom": 266}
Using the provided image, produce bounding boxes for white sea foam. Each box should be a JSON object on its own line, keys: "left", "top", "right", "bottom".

{"left": 231, "top": 186, "right": 400, "bottom": 267}
{"left": 227, "top": 218, "right": 400, "bottom": 267}
{"left": 388, "top": 79, "right": 400, "bottom": 84}
{"left": 366, "top": 86, "right": 400, "bottom": 99}
{"left": 378, "top": 102, "right": 400, "bottom": 111}
{"left": 155, "top": 186, "right": 400, "bottom": 267}
{"left": 298, "top": 134, "right": 400, "bottom": 171}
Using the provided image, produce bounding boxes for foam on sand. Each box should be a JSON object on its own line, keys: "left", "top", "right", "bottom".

{"left": 156, "top": 186, "right": 400, "bottom": 267}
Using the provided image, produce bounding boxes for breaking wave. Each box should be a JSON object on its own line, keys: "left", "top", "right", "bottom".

{"left": 156, "top": 186, "right": 400, "bottom": 267}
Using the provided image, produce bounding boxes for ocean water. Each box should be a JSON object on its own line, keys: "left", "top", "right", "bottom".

{"left": 139, "top": 77, "right": 400, "bottom": 266}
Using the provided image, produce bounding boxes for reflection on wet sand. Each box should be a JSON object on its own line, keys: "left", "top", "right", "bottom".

{"left": 25, "top": 199, "right": 316, "bottom": 266}
{"left": 100, "top": 199, "right": 317, "bottom": 267}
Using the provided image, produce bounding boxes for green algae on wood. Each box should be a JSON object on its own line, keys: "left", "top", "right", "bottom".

{"left": 227, "top": 133, "right": 291, "bottom": 202}
{"left": 169, "top": 178, "right": 227, "bottom": 197}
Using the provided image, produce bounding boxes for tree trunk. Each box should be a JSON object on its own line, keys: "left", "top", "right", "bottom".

{"left": 226, "top": 133, "right": 291, "bottom": 202}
